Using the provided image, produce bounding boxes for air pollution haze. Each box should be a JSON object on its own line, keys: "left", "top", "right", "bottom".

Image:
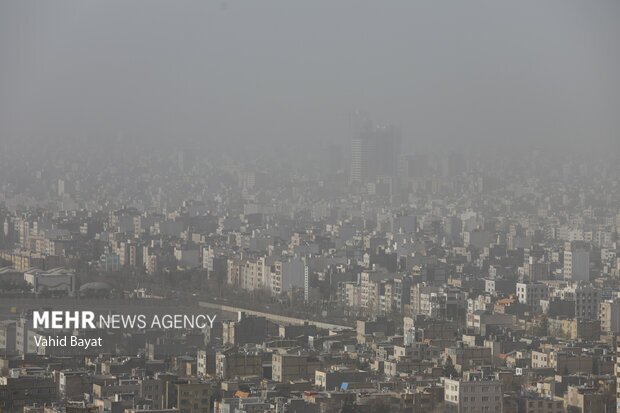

{"left": 1, "top": 2, "right": 620, "bottom": 413}
{"left": 0, "top": 0, "right": 619, "bottom": 156}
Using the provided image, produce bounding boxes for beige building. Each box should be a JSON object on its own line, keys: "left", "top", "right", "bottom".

{"left": 215, "top": 349, "right": 262, "bottom": 380}
{"left": 343, "top": 282, "right": 361, "bottom": 309}
{"left": 533, "top": 349, "right": 594, "bottom": 374}
{"left": 565, "top": 385, "right": 610, "bottom": 413}
{"left": 443, "top": 377, "right": 503, "bottom": 413}
{"left": 532, "top": 350, "right": 551, "bottom": 369}
{"left": 314, "top": 368, "right": 370, "bottom": 391}
{"left": 394, "top": 343, "right": 441, "bottom": 361}
{"left": 518, "top": 396, "right": 564, "bottom": 413}
{"left": 551, "top": 351, "right": 593, "bottom": 375}
{"left": 547, "top": 317, "right": 600, "bottom": 340}
{"left": 444, "top": 344, "right": 492, "bottom": 373}
{"left": 600, "top": 300, "right": 620, "bottom": 334}
{"left": 174, "top": 382, "right": 214, "bottom": 413}
{"left": 272, "top": 353, "right": 321, "bottom": 382}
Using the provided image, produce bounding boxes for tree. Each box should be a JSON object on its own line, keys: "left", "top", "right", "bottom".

{"left": 443, "top": 356, "right": 458, "bottom": 378}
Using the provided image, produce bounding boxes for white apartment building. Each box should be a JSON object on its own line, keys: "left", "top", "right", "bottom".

{"left": 516, "top": 282, "right": 549, "bottom": 312}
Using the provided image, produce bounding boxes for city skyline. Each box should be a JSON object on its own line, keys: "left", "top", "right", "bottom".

{"left": 0, "top": 2, "right": 619, "bottom": 413}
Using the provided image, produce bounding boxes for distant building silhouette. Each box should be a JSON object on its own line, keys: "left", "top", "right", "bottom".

{"left": 349, "top": 113, "right": 401, "bottom": 185}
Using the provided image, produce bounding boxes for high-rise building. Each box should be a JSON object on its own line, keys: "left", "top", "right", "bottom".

{"left": 564, "top": 241, "right": 590, "bottom": 281}
{"left": 349, "top": 113, "right": 400, "bottom": 185}
{"left": 349, "top": 115, "right": 374, "bottom": 185}
{"left": 57, "top": 179, "right": 65, "bottom": 196}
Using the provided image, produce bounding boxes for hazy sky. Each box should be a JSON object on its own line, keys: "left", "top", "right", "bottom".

{"left": 1, "top": 0, "right": 618, "bottom": 154}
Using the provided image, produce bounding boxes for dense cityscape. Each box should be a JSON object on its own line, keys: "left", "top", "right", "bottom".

{"left": 1, "top": 126, "right": 620, "bottom": 413}
{"left": 2, "top": 1, "right": 619, "bottom": 412}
